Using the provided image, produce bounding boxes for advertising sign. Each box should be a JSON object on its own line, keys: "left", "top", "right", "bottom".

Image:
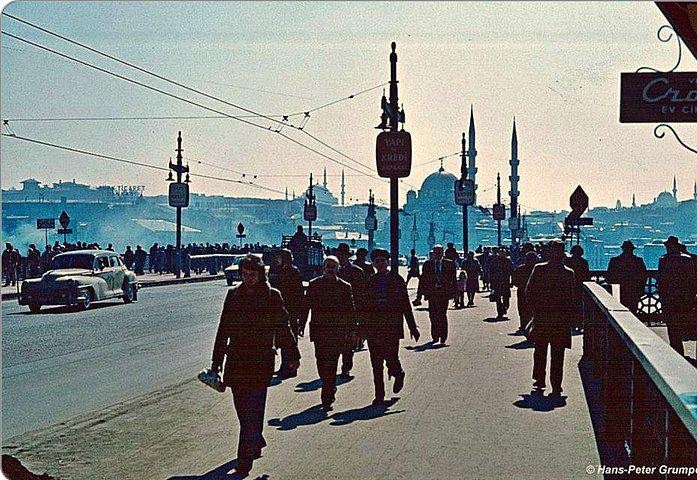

{"left": 376, "top": 130, "right": 412, "bottom": 178}
{"left": 304, "top": 203, "right": 317, "bottom": 221}
{"left": 492, "top": 204, "right": 506, "bottom": 221}
{"left": 168, "top": 182, "right": 190, "bottom": 208}
{"left": 454, "top": 179, "right": 475, "bottom": 206}
{"left": 37, "top": 218, "right": 55, "bottom": 230}
{"left": 620, "top": 72, "right": 697, "bottom": 123}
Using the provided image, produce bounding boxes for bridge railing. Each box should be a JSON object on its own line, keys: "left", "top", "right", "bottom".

{"left": 589, "top": 269, "right": 662, "bottom": 325}
{"left": 583, "top": 282, "right": 697, "bottom": 475}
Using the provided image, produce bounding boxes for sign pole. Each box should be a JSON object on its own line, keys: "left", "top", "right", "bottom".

{"left": 389, "top": 42, "right": 399, "bottom": 270}
{"left": 175, "top": 133, "right": 183, "bottom": 278}
{"left": 496, "top": 173, "right": 502, "bottom": 247}
{"left": 45, "top": 228, "right": 48, "bottom": 247}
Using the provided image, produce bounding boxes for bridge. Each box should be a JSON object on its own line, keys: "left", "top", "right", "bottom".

{"left": 2, "top": 276, "right": 695, "bottom": 480}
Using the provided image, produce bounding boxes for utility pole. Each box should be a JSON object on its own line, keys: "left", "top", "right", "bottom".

{"left": 496, "top": 172, "right": 502, "bottom": 247}
{"left": 168, "top": 131, "right": 190, "bottom": 279}
{"left": 460, "top": 132, "right": 468, "bottom": 253}
{"left": 304, "top": 173, "right": 317, "bottom": 238}
{"left": 389, "top": 42, "right": 400, "bottom": 270}
{"left": 366, "top": 189, "right": 376, "bottom": 252}
{"left": 411, "top": 213, "right": 418, "bottom": 252}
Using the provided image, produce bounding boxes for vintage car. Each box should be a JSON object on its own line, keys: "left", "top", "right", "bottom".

{"left": 19, "top": 250, "right": 139, "bottom": 313}
{"left": 223, "top": 254, "right": 269, "bottom": 286}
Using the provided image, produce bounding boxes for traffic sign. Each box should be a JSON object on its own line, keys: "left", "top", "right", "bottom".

{"left": 304, "top": 202, "right": 317, "bottom": 221}
{"left": 37, "top": 218, "right": 55, "bottom": 230}
{"left": 365, "top": 215, "right": 378, "bottom": 231}
{"left": 454, "top": 179, "right": 475, "bottom": 206}
{"left": 168, "top": 182, "right": 189, "bottom": 208}
{"left": 569, "top": 186, "right": 588, "bottom": 217}
{"left": 236, "top": 223, "right": 246, "bottom": 237}
{"left": 376, "top": 130, "right": 412, "bottom": 178}
{"left": 566, "top": 216, "right": 594, "bottom": 226}
{"left": 492, "top": 204, "right": 506, "bottom": 221}
{"left": 59, "top": 211, "right": 70, "bottom": 229}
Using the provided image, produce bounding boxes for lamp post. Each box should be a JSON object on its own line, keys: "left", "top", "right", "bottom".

{"left": 166, "top": 131, "right": 190, "bottom": 279}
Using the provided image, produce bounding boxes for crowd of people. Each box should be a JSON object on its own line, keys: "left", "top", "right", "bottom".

{"left": 207, "top": 235, "right": 696, "bottom": 476}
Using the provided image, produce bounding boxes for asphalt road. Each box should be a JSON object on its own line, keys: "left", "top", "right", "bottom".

{"left": 2, "top": 280, "right": 232, "bottom": 438}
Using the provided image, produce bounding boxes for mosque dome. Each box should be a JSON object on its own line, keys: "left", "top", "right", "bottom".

{"left": 655, "top": 191, "right": 677, "bottom": 207}
{"left": 420, "top": 166, "right": 458, "bottom": 196}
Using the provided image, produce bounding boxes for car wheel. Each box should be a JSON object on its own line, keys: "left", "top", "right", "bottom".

{"left": 78, "top": 289, "right": 92, "bottom": 311}
{"left": 28, "top": 303, "right": 41, "bottom": 313}
{"left": 122, "top": 281, "right": 135, "bottom": 303}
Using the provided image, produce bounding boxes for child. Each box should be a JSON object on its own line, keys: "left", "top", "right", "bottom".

{"left": 456, "top": 270, "right": 467, "bottom": 309}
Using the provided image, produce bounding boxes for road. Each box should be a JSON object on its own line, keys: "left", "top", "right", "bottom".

{"left": 2, "top": 280, "right": 231, "bottom": 438}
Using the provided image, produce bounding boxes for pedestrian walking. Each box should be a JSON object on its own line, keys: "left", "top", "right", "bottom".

{"left": 2, "top": 243, "right": 19, "bottom": 286}
{"left": 606, "top": 240, "right": 647, "bottom": 314}
{"left": 210, "top": 254, "right": 300, "bottom": 476}
{"left": 301, "top": 256, "right": 356, "bottom": 411}
{"left": 335, "top": 243, "right": 365, "bottom": 378}
{"left": 420, "top": 245, "right": 457, "bottom": 344}
{"left": 270, "top": 249, "right": 304, "bottom": 379}
{"left": 123, "top": 246, "right": 135, "bottom": 271}
{"left": 362, "top": 249, "right": 420, "bottom": 405}
{"left": 489, "top": 248, "right": 513, "bottom": 319}
{"left": 456, "top": 269, "right": 467, "bottom": 309}
{"left": 26, "top": 244, "right": 41, "bottom": 278}
{"left": 133, "top": 245, "right": 147, "bottom": 275}
{"left": 564, "top": 245, "right": 590, "bottom": 331}
{"left": 148, "top": 243, "right": 158, "bottom": 273}
{"left": 525, "top": 239, "right": 579, "bottom": 395}
{"left": 406, "top": 249, "right": 420, "bottom": 287}
{"left": 657, "top": 236, "right": 697, "bottom": 356}
{"left": 460, "top": 251, "right": 481, "bottom": 307}
{"left": 512, "top": 251, "right": 539, "bottom": 333}
{"left": 40, "top": 245, "right": 53, "bottom": 273}
{"left": 354, "top": 247, "right": 376, "bottom": 277}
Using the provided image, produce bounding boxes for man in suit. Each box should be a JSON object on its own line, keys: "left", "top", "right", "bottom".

{"left": 489, "top": 248, "right": 514, "bottom": 319}
{"left": 302, "top": 256, "right": 356, "bottom": 411}
{"left": 271, "top": 249, "right": 305, "bottom": 378}
{"left": 335, "top": 243, "right": 366, "bottom": 377}
{"left": 419, "top": 244, "right": 457, "bottom": 344}
{"left": 606, "top": 240, "right": 647, "bottom": 314}
{"left": 362, "top": 249, "right": 420, "bottom": 405}
{"left": 525, "top": 239, "right": 578, "bottom": 395}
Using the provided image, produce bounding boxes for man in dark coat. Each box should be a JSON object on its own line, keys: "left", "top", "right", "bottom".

{"left": 123, "top": 246, "right": 135, "bottom": 270}
{"left": 335, "top": 243, "right": 365, "bottom": 377}
{"left": 2, "top": 243, "right": 19, "bottom": 286}
{"left": 271, "top": 249, "right": 304, "bottom": 378}
{"left": 406, "top": 248, "right": 420, "bottom": 288}
{"left": 362, "top": 249, "right": 420, "bottom": 404}
{"left": 420, "top": 244, "right": 457, "bottom": 344}
{"left": 40, "top": 245, "right": 53, "bottom": 273}
{"left": 354, "top": 247, "right": 376, "bottom": 277}
{"left": 26, "top": 244, "right": 41, "bottom": 278}
{"left": 525, "top": 239, "right": 578, "bottom": 395}
{"left": 606, "top": 240, "right": 647, "bottom": 314}
{"left": 444, "top": 242, "right": 460, "bottom": 266}
{"left": 302, "top": 256, "right": 356, "bottom": 411}
{"left": 489, "top": 249, "right": 513, "bottom": 319}
{"left": 512, "top": 251, "right": 539, "bottom": 332}
{"left": 460, "top": 251, "right": 482, "bottom": 307}
{"left": 133, "top": 245, "right": 147, "bottom": 275}
{"left": 657, "top": 236, "right": 697, "bottom": 356}
{"left": 211, "top": 254, "right": 300, "bottom": 476}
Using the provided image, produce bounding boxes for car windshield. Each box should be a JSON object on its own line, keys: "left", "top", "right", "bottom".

{"left": 50, "top": 254, "right": 95, "bottom": 270}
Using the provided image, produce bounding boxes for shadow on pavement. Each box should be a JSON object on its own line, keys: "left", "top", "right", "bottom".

{"left": 505, "top": 339, "right": 535, "bottom": 350}
{"left": 330, "top": 398, "right": 404, "bottom": 426}
{"left": 513, "top": 389, "right": 567, "bottom": 411}
{"left": 267, "top": 404, "right": 331, "bottom": 431}
{"left": 167, "top": 459, "right": 270, "bottom": 480}
{"left": 483, "top": 316, "right": 509, "bottom": 323}
{"left": 294, "top": 374, "right": 353, "bottom": 393}
{"left": 405, "top": 341, "right": 449, "bottom": 352}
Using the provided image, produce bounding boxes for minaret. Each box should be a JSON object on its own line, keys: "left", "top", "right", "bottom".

{"left": 467, "top": 105, "right": 478, "bottom": 204}
{"left": 632, "top": 193, "right": 636, "bottom": 208}
{"left": 673, "top": 174, "right": 678, "bottom": 200}
{"left": 693, "top": 181, "right": 696, "bottom": 200}
{"left": 323, "top": 167, "right": 328, "bottom": 189}
{"left": 340, "top": 170, "right": 345, "bottom": 206}
{"left": 509, "top": 118, "right": 520, "bottom": 244}
{"left": 285, "top": 187, "right": 289, "bottom": 201}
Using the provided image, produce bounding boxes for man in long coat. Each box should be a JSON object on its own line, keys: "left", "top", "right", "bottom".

{"left": 525, "top": 240, "right": 578, "bottom": 395}
{"left": 489, "top": 249, "right": 514, "bottom": 319}
{"left": 271, "top": 249, "right": 304, "bottom": 378}
{"left": 512, "top": 251, "right": 539, "bottom": 333}
{"left": 362, "top": 249, "right": 420, "bottom": 405}
{"left": 335, "top": 243, "right": 365, "bottom": 377}
{"left": 606, "top": 240, "right": 647, "bottom": 314}
{"left": 302, "top": 256, "right": 356, "bottom": 411}
{"left": 420, "top": 244, "right": 457, "bottom": 344}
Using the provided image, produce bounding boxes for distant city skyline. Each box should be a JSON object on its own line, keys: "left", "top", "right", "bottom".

{"left": 2, "top": 1, "right": 697, "bottom": 211}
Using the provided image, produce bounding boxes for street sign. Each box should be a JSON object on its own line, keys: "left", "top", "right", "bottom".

{"left": 566, "top": 216, "right": 594, "bottom": 226}
{"left": 37, "top": 218, "right": 55, "bottom": 230}
{"left": 454, "top": 179, "right": 475, "bottom": 206}
{"left": 59, "top": 211, "right": 70, "bottom": 229}
{"left": 620, "top": 72, "right": 697, "bottom": 123}
{"left": 492, "top": 204, "right": 506, "bottom": 221}
{"left": 236, "top": 223, "right": 246, "bottom": 237}
{"left": 304, "top": 203, "right": 317, "bottom": 221}
{"left": 569, "top": 186, "right": 589, "bottom": 217}
{"left": 376, "top": 130, "right": 412, "bottom": 178}
{"left": 168, "top": 182, "right": 189, "bottom": 207}
{"left": 57, "top": 228, "right": 73, "bottom": 235}
{"left": 365, "top": 215, "right": 378, "bottom": 231}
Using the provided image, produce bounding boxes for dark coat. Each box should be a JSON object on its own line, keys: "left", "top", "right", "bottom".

{"left": 212, "top": 283, "right": 299, "bottom": 388}
{"left": 489, "top": 255, "right": 513, "bottom": 292}
{"left": 302, "top": 275, "right": 356, "bottom": 344}
{"left": 512, "top": 261, "right": 536, "bottom": 293}
{"left": 525, "top": 261, "right": 578, "bottom": 349}
{"left": 362, "top": 271, "right": 418, "bottom": 340}
{"left": 272, "top": 264, "right": 304, "bottom": 319}
{"left": 354, "top": 260, "right": 376, "bottom": 278}
{"left": 606, "top": 252, "right": 647, "bottom": 311}
{"left": 461, "top": 258, "right": 481, "bottom": 292}
{"left": 420, "top": 258, "right": 457, "bottom": 300}
{"left": 338, "top": 262, "right": 366, "bottom": 316}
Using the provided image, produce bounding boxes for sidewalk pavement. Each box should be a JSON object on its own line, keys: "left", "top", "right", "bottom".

{"left": 2, "top": 291, "right": 601, "bottom": 480}
{"left": 1, "top": 271, "right": 226, "bottom": 302}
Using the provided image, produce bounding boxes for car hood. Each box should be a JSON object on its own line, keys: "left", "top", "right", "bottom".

{"left": 41, "top": 269, "right": 93, "bottom": 282}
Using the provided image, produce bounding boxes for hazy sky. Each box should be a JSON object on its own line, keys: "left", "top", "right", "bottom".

{"left": 2, "top": 1, "right": 696, "bottom": 211}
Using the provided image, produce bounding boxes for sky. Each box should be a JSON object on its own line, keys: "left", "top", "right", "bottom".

{"left": 2, "top": 1, "right": 697, "bottom": 212}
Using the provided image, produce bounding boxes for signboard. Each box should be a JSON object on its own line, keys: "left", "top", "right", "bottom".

{"left": 365, "top": 215, "right": 378, "bottom": 231}
{"left": 59, "top": 211, "right": 70, "bottom": 229}
{"left": 454, "top": 179, "right": 475, "bottom": 206}
{"left": 376, "top": 130, "right": 412, "bottom": 178}
{"left": 57, "top": 228, "right": 73, "bottom": 235}
{"left": 492, "top": 204, "right": 506, "bottom": 221}
{"left": 304, "top": 203, "right": 317, "bottom": 221}
{"left": 37, "top": 218, "right": 55, "bottom": 230}
{"left": 508, "top": 217, "right": 519, "bottom": 231}
{"left": 569, "top": 186, "right": 589, "bottom": 217}
{"left": 168, "top": 182, "right": 190, "bottom": 207}
{"left": 566, "top": 216, "right": 594, "bottom": 227}
{"left": 236, "top": 223, "right": 246, "bottom": 238}
{"left": 620, "top": 72, "right": 697, "bottom": 123}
